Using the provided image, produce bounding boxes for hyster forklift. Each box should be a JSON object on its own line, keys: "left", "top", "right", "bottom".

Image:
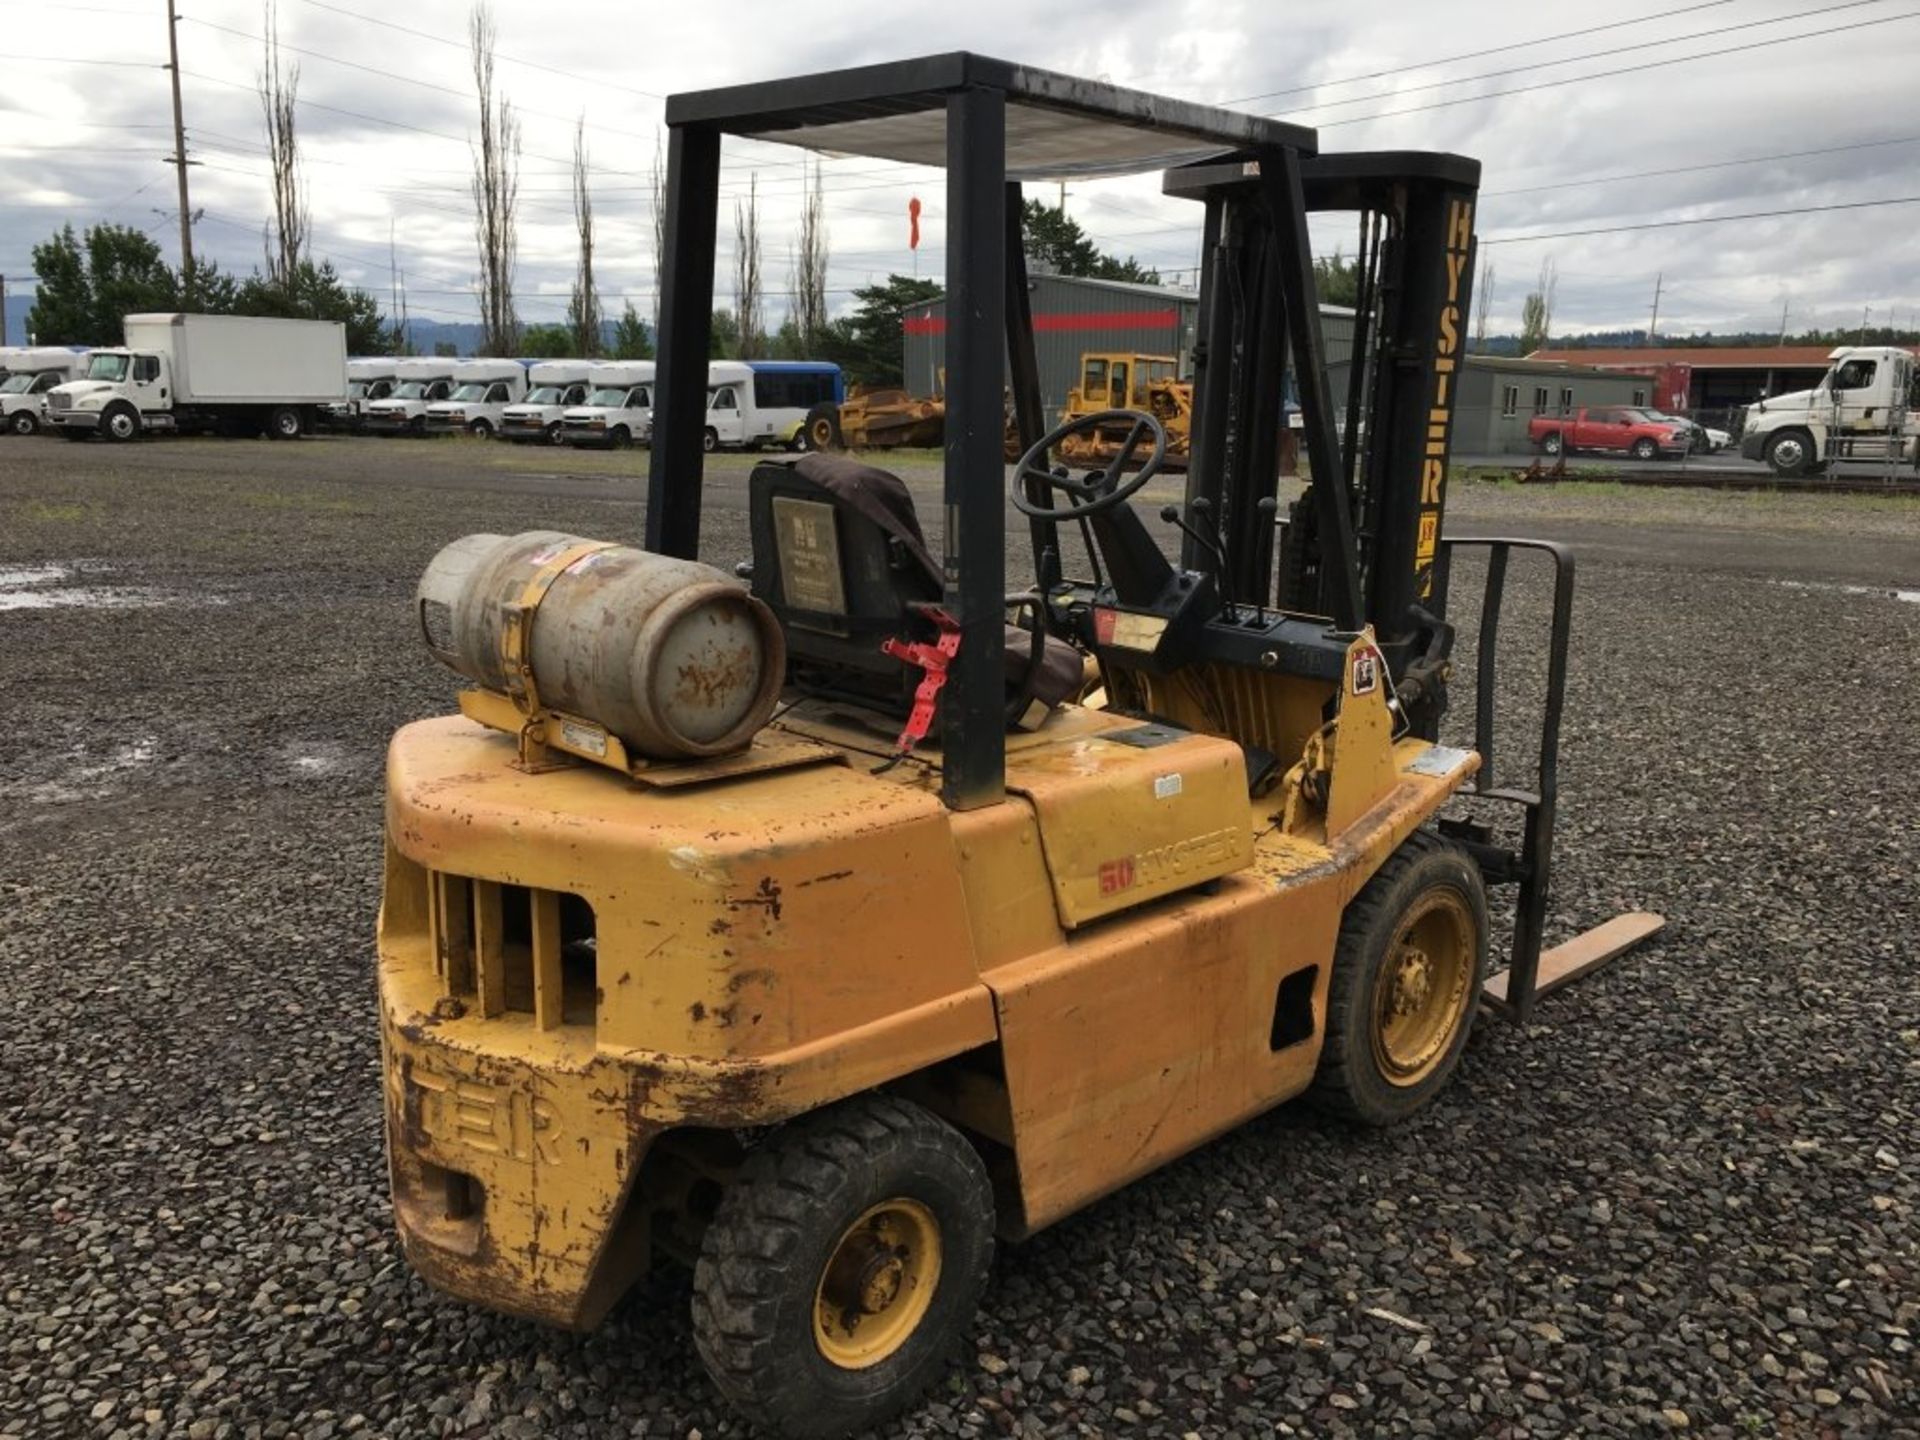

{"left": 378, "top": 54, "right": 1662, "bottom": 1438}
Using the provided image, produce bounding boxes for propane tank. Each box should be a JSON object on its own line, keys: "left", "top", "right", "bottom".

{"left": 417, "top": 531, "right": 785, "bottom": 761}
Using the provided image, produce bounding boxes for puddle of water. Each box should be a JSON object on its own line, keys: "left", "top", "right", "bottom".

{"left": 5, "top": 737, "right": 159, "bottom": 804}
{"left": 0, "top": 564, "right": 70, "bottom": 587}
{"left": 1775, "top": 579, "right": 1920, "bottom": 605}
{"left": 0, "top": 558, "right": 222, "bottom": 612}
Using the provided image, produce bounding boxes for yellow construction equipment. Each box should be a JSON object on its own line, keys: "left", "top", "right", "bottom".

{"left": 802, "top": 385, "right": 945, "bottom": 451}
{"left": 376, "top": 53, "right": 1663, "bottom": 1440}
{"left": 1054, "top": 351, "right": 1193, "bottom": 469}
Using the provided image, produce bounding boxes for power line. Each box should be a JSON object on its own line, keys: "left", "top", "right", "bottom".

{"left": 1479, "top": 194, "right": 1920, "bottom": 245}
{"left": 1278, "top": 0, "right": 1892, "bottom": 119}
{"left": 1310, "top": 8, "right": 1920, "bottom": 128}
{"left": 1483, "top": 134, "right": 1920, "bottom": 197}
{"left": 1223, "top": 0, "right": 1742, "bottom": 104}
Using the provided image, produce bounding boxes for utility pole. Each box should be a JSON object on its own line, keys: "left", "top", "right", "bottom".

{"left": 1646, "top": 271, "right": 1662, "bottom": 346}
{"left": 1777, "top": 298, "right": 1789, "bottom": 345}
{"left": 1858, "top": 305, "right": 1870, "bottom": 344}
{"left": 164, "top": 0, "right": 195, "bottom": 299}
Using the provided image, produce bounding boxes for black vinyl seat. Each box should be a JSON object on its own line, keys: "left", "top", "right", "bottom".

{"left": 747, "top": 454, "right": 1081, "bottom": 723}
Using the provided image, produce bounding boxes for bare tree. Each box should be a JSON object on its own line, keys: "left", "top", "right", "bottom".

{"left": 1472, "top": 258, "right": 1494, "bottom": 353}
{"left": 1518, "top": 257, "right": 1558, "bottom": 354}
{"left": 649, "top": 130, "right": 665, "bottom": 337}
{"left": 567, "top": 118, "right": 600, "bottom": 357}
{"left": 788, "top": 157, "right": 829, "bottom": 353}
{"left": 468, "top": 1, "right": 519, "bottom": 356}
{"left": 257, "top": 0, "right": 307, "bottom": 288}
{"left": 733, "top": 173, "right": 763, "bottom": 359}
{"left": 387, "top": 219, "right": 411, "bottom": 355}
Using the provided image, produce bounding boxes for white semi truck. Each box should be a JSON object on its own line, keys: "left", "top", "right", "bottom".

{"left": 422, "top": 359, "right": 529, "bottom": 437}
{"left": 1739, "top": 345, "right": 1920, "bottom": 476}
{"left": 45, "top": 313, "right": 346, "bottom": 442}
{"left": 1, "top": 347, "right": 89, "bottom": 436}
{"left": 498, "top": 360, "right": 593, "bottom": 444}
{"left": 363, "top": 358, "right": 459, "bottom": 434}
{"left": 557, "top": 361, "right": 655, "bottom": 448}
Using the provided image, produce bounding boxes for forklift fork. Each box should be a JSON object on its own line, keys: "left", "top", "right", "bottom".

{"left": 1437, "top": 537, "right": 1664, "bottom": 1024}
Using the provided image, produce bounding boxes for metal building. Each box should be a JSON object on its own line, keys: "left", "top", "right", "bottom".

{"left": 903, "top": 272, "right": 1355, "bottom": 420}
{"left": 1452, "top": 357, "right": 1657, "bottom": 456}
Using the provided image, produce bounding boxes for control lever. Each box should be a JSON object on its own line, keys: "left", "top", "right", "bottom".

{"left": 1159, "top": 504, "right": 1228, "bottom": 578}
{"left": 1189, "top": 496, "right": 1233, "bottom": 568}
{"left": 1252, "top": 497, "right": 1277, "bottom": 625}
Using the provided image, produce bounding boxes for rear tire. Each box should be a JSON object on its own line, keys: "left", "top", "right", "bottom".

{"left": 801, "top": 402, "right": 844, "bottom": 452}
{"left": 8, "top": 410, "right": 39, "bottom": 436}
{"left": 692, "top": 1095, "right": 994, "bottom": 1440}
{"left": 1312, "top": 831, "right": 1488, "bottom": 1127}
{"left": 267, "top": 405, "right": 303, "bottom": 441}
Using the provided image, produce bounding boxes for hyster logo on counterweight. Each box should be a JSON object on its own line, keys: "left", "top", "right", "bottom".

{"left": 1417, "top": 196, "right": 1475, "bottom": 601}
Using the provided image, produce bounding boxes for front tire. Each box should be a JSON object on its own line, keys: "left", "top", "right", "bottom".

{"left": 1312, "top": 831, "right": 1488, "bottom": 1126}
{"left": 101, "top": 404, "right": 141, "bottom": 442}
{"left": 1539, "top": 431, "right": 1563, "bottom": 457}
{"left": 468, "top": 418, "right": 494, "bottom": 439}
{"left": 1630, "top": 436, "right": 1657, "bottom": 461}
{"left": 1765, "top": 430, "right": 1814, "bottom": 477}
{"left": 544, "top": 421, "right": 563, "bottom": 446}
{"left": 608, "top": 425, "right": 632, "bottom": 450}
{"left": 692, "top": 1095, "right": 994, "bottom": 1440}
{"left": 702, "top": 426, "right": 719, "bottom": 454}
{"left": 801, "top": 402, "right": 843, "bottom": 452}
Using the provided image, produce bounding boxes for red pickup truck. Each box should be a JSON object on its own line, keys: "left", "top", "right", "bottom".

{"left": 1528, "top": 406, "right": 1691, "bottom": 460}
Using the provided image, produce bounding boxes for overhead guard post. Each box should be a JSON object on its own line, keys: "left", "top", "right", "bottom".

{"left": 646, "top": 123, "right": 721, "bottom": 559}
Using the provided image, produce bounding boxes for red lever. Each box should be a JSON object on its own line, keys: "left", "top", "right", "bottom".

{"left": 879, "top": 607, "right": 962, "bottom": 758}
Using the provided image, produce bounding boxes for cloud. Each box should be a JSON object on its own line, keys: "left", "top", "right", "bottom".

{"left": 3, "top": 0, "right": 1916, "bottom": 337}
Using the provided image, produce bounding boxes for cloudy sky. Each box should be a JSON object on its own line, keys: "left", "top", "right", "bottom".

{"left": 3, "top": 0, "right": 1917, "bottom": 339}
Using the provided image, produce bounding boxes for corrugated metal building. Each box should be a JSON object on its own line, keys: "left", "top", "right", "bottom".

{"left": 1452, "top": 357, "right": 1656, "bottom": 456}
{"left": 902, "top": 273, "right": 1355, "bottom": 419}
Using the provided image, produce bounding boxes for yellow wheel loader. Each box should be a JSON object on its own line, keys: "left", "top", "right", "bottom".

{"left": 378, "top": 53, "right": 1662, "bottom": 1440}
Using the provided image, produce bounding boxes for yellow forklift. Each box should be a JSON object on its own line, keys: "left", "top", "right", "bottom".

{"left": 378, "top": 53, "right": 1661, "bottom": 1439}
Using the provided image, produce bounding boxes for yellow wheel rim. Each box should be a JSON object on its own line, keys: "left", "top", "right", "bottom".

{"left": 1371, "top": 889, "right": 1475, "bottom": 1087}
{"left": 812, "top": 1198, "right": 942, "bottom": 1370}
{"left": 810, "top": 416, "right": 837, "bottom": 449}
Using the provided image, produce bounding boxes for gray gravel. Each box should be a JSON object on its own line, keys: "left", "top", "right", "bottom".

{"left": 2, "top": 434, "right": 1916, "bottom": 1440}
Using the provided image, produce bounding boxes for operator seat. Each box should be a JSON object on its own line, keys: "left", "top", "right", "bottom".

{"left": 747, "top": 454, "right": 1081, "bottom": 724}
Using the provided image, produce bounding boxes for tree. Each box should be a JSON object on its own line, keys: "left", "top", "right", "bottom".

{"left": 733, "top": 174, "right": 764, "bottom": 359}
{"left": 788, "top": 158, "right": 829, "bottom": 353}
{"left": 25, "top": 226, "right": 93, "bottom": 343}
{"left": 29, "top": 223, "right": 184, "bottom": 344}
{"left": 1519, "top": 257, "right": 1558, "bottom": 354}
{"left": 468, "top": 2, "right": 519, "bottom": 355}
{"left": 649, "top": 129, "right": 665, "bottom": 336}
{"left": 518, "top": 321, "right": 575, "bottom": 358}
{"left": 567, "top": 117, "right": 600, "bottom": 358}
{"left": 709, "top": 307, "right": 739, "bottom": 359}
{"left": 1020, "top": 199, "right": 1158, "bottom": 284}
{"left": 817, "top": 274, "right": 942, "bottom": 387}
{"left": 232, "top": 258, "right": 384, "bottom": 353}
{"left": 1472, "top": 258, "right": 1495, "bottom": 353}
{"left": 610, "top": 302, "right": 653, "bottom": 360}
{"left": 258, "top": 0, "right": 307, "bottom": 288}
{"left": 1312, "top": 248, "right": 1359, "bottom": 307}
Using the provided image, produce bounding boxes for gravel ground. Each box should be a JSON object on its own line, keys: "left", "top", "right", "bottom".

{"left": 2, "top": 434, "right": 1916, "bottom": 1440}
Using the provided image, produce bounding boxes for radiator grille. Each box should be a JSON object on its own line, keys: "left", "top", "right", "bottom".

{"left": 427, "top": 873, "right": 597, "bottom": 1032}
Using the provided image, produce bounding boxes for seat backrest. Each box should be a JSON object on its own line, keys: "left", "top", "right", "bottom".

{"left": 747, "top": 457, "right": 940, "bottom": 712}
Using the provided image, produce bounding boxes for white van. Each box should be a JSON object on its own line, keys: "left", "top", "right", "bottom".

{"left": 558, "top": 361, "right": 655, "bottom": 449}
{"left": 327, "top": 357, "right": 400, "bottom": 431}
{"left": 364, "top": 358, "right": 459, "bottom": 434}
{"left": 424, "top": 359, "right": 529, "bottom": 438}
{"left": 703, "top": 360, "right": 843, "bottom": 452}
{"left": 498, "top": 361, "right": 595, "bottom": 444}
{"left": 1, "top": 347, "right": 88, "bottom": 436}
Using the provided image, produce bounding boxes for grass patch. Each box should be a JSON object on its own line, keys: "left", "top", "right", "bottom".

{"left": 19, "top": 499, "right": 92, "bottom": 522}
{"left": 232, "top": 488, "right": 366, "bottom": 514}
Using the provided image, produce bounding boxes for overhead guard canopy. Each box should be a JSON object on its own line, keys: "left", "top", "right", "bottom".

{"left": 663, "top": 52, "right": 1318, "bottom": 179}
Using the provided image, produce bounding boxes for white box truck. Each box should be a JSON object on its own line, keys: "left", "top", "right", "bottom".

{"left": 326, "top": 357, "right": 401, "bottom": 432}
{"left": 423, "top": 359, "right": 530, "bottom": 438}
{"left": 45, "top": 313, "right": 347, "bottom": 442}
{"left": 498, "top": 360, "right": 594, "bottom": 444}
{"left": 1739, "top": 345, "right": 1920, "bottom": 476}
{"left": 1, "top": 347, "right": 89, "bottom": 437}
{"left": 558, "top": 361, "right": 655, "bottom": 449}
{"left": 363, "top": 358, "right": 460, "bottom": 434}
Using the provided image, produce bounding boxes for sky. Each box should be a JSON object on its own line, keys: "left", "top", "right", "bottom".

{"left": 2, "top": 0, "right": 1917, "bottom": 340}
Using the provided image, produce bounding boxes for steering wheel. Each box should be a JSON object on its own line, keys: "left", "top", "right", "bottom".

{"left": 1012, "top": 408, "right": 1168, "bottom": 522}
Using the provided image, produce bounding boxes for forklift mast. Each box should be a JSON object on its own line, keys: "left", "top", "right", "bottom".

{"left": 1167, "top": 154, "right": 1481, "bottom": 733}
